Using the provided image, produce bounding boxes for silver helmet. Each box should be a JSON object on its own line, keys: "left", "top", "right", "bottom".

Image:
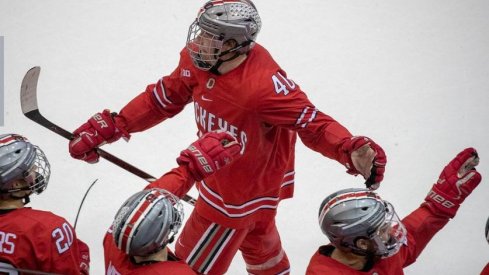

{"left": 186, "top": 0, "right": 262, "bottom": 70}
{"left": 0, "top": 134, "right": 50, "bottom": 195}
{"left": 318, "top": 188, "right": 407, "bottom": 258}
{"left": 112, "top": 188, "right": 184, "bottom": 257}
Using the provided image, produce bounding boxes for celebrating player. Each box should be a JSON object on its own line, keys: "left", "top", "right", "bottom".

{"left": 307, "top": 148, "right": 481, "bottom": 274}
{"left": 104, "top": 131, "right": 240, "bottom": 274}
{"left": 0, "top": 134, "right": 90, "bottom": 274}
{"left": 68, "top": 0, "right": 386, "bottom": 273}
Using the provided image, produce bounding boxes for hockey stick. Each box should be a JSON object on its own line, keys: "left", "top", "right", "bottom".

{"left": 74, "top": 179, "right": 98, "bottom": 229}
{"left": 20, "top": 67, "right": 196, "bottom": 206}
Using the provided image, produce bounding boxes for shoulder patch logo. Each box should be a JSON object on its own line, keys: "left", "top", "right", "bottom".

{"left": 181, "top": 69, "right": 191, "bottom": 77}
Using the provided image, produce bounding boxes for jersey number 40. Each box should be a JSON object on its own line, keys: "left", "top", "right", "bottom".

{"left": 272, "top": 72, "right": 296, "bottom": 96}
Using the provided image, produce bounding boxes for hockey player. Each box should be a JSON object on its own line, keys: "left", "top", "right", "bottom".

{"left": 104, "top": 189, "right": 196, "bottom": 274}
{"left": 307, "top": 148, "right": 481, "bottom": 274}
{"left": 104, "top": 131, "right": 240, "bottom": 274}
{"left": 0, "top": 133, "right": 90, "bottom": 274}
{"left": 68, "top": 1, "right": 387, "bottom": 274}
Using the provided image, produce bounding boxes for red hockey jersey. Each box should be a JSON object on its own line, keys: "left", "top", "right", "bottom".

{"left": 0, "top": 207, "right": 87, "bottom": 274}
{"left": 306, "top": 206, "right": 450, "bottom": 274}
{"left": 103, "top": 228, "right": 196, "bottom": 274}
{"left": 118, "top": 44, "right": 353, "bottom": 228}
{"left": 481, "top": 263, "right": 489, "bottom": 275}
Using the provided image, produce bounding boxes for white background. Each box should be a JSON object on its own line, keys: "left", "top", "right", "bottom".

{"left": 1, "top": 0, "right": 489, "bottom": 274}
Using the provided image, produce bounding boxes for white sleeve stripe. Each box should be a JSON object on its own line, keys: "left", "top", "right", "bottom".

{"left": 296, "top": 107, "right": 309, "bottom": 125}
{"left": 152, "top": 88, "right": 167, "bottom": 108}
{"left": 158, "top": 79, "right": 173, "bottom": 105}
{"left": 301, "top": 108, "right": 317, "bottom": 128}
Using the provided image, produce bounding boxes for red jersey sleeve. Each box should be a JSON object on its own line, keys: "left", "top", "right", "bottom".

{"left": 116, "top": 49, "right": 194, "bottom": 133}
{"left": 398, "top": 205, "right": 450, "bottom": 267}
{"left": 145, "top": 165, "right": 195, "bottom": 199}
{"left": 255, "top": 67, "right": 352, "bottom": 162}
{"left": 77, "top": 239, "right": 90, "bottom": 275}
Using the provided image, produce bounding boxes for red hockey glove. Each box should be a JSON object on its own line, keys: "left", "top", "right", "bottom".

{"left": 69, "top": 110, "right": 129, "bottom": 163}
{"left": 424, "top": 148, "right": 481, "bottom": 218}
{"left": 341, "top": 136, "right": 387, "bottom": 190}
{"left": 177, "top": 131, "right": 242, "bottom": 181}
{"left": 77, "top": 239, "right": 90, "bottom": 275}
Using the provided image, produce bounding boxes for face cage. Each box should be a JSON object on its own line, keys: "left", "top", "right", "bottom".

{"left": 369, "top": 201, "right": 407, "bottom": 258}
{"left": 141, "top": 193, "right": 184, "bottom": 255}
{"left": 186, "top": 20, "right": 224, "bottom": 71}
{"left": 7, "top": 145, "right": 50, "bottom": 195}
{"left": 165, "top": 191, "right": 184, "bottom": 240}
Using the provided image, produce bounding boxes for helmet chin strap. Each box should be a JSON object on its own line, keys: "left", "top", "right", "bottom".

{"left": 209, "top": 40, "right": 253, "bottom": 75}
{"left": 0, "top": 187, "right": 33, "bottom": 205}
{"left": 10, "top": 192, "right": 32, "bottom": 205}
{"left": 347, "top": 243, "right": 380, "bottom": 272}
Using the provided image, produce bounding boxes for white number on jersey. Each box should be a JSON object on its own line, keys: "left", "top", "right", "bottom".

{"left": 272, "top": 71, "right": 296, "bottom": 95}
{"left": 52, "top": 222, "right": 74, "bottom": 254}
{"left": 0, "top": 231, "right": 16, "bottom": 254}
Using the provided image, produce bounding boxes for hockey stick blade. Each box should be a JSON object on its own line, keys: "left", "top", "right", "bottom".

{"left": 20, "top": 67, "right": 196, "bottom": 206}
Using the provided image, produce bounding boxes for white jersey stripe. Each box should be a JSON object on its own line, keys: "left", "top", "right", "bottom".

{"left": 197, "top": 171, "right": 295, "bottom": 218}
{"left": 296, "top": 107, "right": 309, "bottom": 125}
{"left": 186, "top": 222, "right": 218, "bottom": 264}
{"left": 198, "top": 189, "right": 280, "bottom": 218}
{"left": 201, "top": 181, "right": 280, "bottom": 209}
{"left": 152, "top": 88, "right": 167, "bottom": 108}
{"left": 158, "top": 79, "right": 173, "bottom": 105}
{"left": 202, "top": 229, "right": 236, "bottom": 274}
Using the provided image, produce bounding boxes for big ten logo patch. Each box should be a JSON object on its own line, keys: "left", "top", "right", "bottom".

{"left": 181, "top": 69, "right": 191, "bottom": 77}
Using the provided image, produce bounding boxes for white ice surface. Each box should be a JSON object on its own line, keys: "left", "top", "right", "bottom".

{"left": 1, "top": 0, "right": 489, "bottom": 274}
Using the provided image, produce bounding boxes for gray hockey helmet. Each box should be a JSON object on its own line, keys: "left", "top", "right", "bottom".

{"left": 0, "top": 134, "right": 50, "bottom": 195}
{"left": 112, "top": 188, "right": 184, "bottom": 257}
{"left": 318, "top": 188, "right": 407, "bottom": 258}
{"left": 186, "top": 0, "right": 262, "bottom": 70}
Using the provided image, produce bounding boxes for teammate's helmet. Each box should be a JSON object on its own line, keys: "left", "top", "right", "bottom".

{"left": 186, "top": 0, "right": 262, "bottom": 70}
{"left": 112, "top": 188, "right": 184, "bottom": 257}
{"left": 318, "top": 188, "right": 407, "bottom": 258}
{"left": 0, "top": 134, "right": 50, "bottom": 195}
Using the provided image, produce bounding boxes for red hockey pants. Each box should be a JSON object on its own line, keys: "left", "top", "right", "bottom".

{"left": 175, "top": 210, "right": 290, "bottom": 275}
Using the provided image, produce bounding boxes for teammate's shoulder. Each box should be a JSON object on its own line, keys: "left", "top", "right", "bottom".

{"left": 1, "top": 208, "right": 72, "bottom": 238}
{"left": 248, "top": 43, "right": 279, "bottom": 70}
{"left": 250, "top": 43, "right": 273, "bottom": 57}
{"left": 178, "top": 47, "right": 195, "bottom": 67}
{"left": 19, "top": 208, "right": 71, "bottom": 228}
